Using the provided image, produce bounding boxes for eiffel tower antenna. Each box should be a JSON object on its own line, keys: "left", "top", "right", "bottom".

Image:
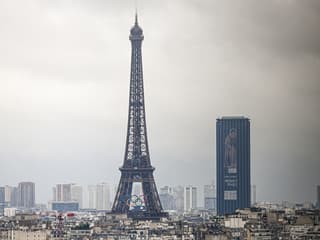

{"left": 135, "top": 0, "right": 138, "bottom": 24}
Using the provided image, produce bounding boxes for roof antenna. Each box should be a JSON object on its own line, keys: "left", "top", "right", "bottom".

{"left": 135, "top": 0, "right": 138, "bottom": 25}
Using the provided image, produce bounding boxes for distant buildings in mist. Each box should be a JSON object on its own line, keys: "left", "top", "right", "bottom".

{"left": 1, "top": 180, "right": 320, "bottom": 215}
{"left": 0, "top": 116, "right": 319, "bottom": 215}
{"left": 0, "top": 182, "right": 35, "bottom": 215}
{"left": 50, "top": 182, "right": 111, "bottom": 212}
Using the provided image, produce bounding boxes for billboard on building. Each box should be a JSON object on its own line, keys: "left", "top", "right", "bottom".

{"left": 224, "top": 128, "right": 238, "bottom": 201}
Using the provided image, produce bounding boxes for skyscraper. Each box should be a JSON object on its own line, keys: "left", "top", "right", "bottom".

{"left": 0, "top": 187, "right": 5, "bottom": 203}
{"left": 17, "top": 182, "right": 35, "bottom": 208}
{"left": 4, "top": 185, "right": 12, "bottom": 206}
{"left": 0, "top": 187, "right": 5, "bottom": 216}
{"left": 184, "top": 186, "right": 197, "bottom": 212}
{"left": 54, "top": 184, "right": 72, "bottom": 202}
{"left": 216, "top": 117, "right": 251, "bottom": 215}
{"left": 96, "top": 183, "right": 110, "bottom": 211}
{"left": 172, "top": 186, "right": 184, "bottom": 213}
{"left": 159, "top": 186, "right": 175, "bottom": 211}
{"left": 52, "top": 187, "right": 57, "bottom": 202}
{"left": 88, "top": 185, "right": 96, "bottom": 209}
{"left": 204, "top": 184, "right": 216, "bottom": 211}
{"left": 251, "top": 185, "right": 257, "bottom": 206}
{"left": 10, "top": 187, "right": 18, "bottom": 207}
{"left": 71, "top": 184, "right": 83, "bottom": 209}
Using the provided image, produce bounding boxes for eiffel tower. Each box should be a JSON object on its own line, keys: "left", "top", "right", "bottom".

{"left": 111, "top": 14, "right": 168, "bottom": 220}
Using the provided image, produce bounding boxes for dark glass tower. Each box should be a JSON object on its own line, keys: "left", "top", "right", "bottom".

{"left": 112, "top": 15, "right": 167, "bottom": 220}
{"left": 216, "top": 117, "right": 251, "bottom": 215}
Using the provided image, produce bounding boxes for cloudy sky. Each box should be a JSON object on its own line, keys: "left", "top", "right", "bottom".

{"left": 0, "top": 0, "right": 319, "bottom": 205}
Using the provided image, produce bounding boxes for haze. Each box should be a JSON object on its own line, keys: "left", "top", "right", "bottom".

{"left": 0, "top": 0, "right": 319, "bottom": 205}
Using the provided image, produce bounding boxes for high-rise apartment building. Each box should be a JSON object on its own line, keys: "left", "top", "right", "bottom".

{"left": 52, "top": 187, "right": 57, "bottom": 202}
{"left": 160, "top": 186, "right": 173, "bottom": 195}
{"left": 71, "top": 184, "right": 83, "bottom": 209}
{"left": 159, "top": 186, "right": 175, "bottom": 211}
{"left": 96, "top": 183, "right": 110, "bottom": 211}
{"left": 216, "top": 117, "right": 251, "bottom": 215}
{"left": 172, "top": 186, "right": 184, "bottom": 212}
{"left": 4, "top": 185, "right": 12, "bottom": 205}
{"left": 53, "top": 184, "right": 71, "bottom": 202}
{"left": 17, "top": 182, "right": 35, "bottom": 208}
{"left": 184, "top": 186, "right": 197, "bottom": 212}
{"left": 204, "top": 184, "right": 216, "bottom": 210}
{"left": 88, "top": 185, "right": 96, "bottom": 209}
{"left": 10, "top": 187, "right": 18, "bottom": 207}
{"left": 251, "top": 185, "right": 257, "bottom": 205}
{"left": 0, "top": 187, "right": 5, "bottom": 215}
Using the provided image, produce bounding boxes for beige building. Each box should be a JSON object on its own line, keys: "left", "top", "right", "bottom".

{"left": 7, "top": 230, "right": 48, "bottom": 240}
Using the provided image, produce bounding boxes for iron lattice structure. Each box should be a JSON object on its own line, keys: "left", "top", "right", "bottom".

{"left": 112, "top": 15, "right": 167, "bottom": 220}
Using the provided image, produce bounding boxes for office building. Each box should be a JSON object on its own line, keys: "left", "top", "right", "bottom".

{"left": 10, "top": 187, "right": 18, "bottom": 207}
{"left": 159, "top": 186, "right": 175, "bottom": 210}
{"left": 204, "top": 184, "right": 216, "bottom": 210}
{"left": 71, "top": 184, "right": 83, "bottom": 209}
{"left": 17, "top": 182, "right": 35, "bottom": 208}
{"left": 172, "top": 186, "right": 184, "bottom": 212}
{"left": 160, "top": 186, "right": 173, "bottom": 195}
{"left": 184, "top": 186, "right": 197, "bottom": 212}
{"left": 216, "top": 117, "right": 251, "bottom": 215}
{"left": 0, "top": 187, "right": 5, "bottom": 215}
{"left": 96, "top": 183, "right": 110, "bottom": 210}
{"left": 251, "top": 185, "right": 257, "bottom": 205}
{"left": 4, "top": 185, "right": 12, "bottom": 205}
{"left": 88, "top": 185, "right": 96, "bottom": 209}
{"left": 54, "top": 184, "right": 72, "bottom": 202}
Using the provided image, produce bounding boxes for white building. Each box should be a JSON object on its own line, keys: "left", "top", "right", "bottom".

{"left": 204, "top": 184, "right": 216, "bottom": 210}
{"left": 96, "top": 183, "right": 111, "bottom": 211}
{"left": 184, "top": 186, "right": 197, "bottom": 212}
{"left": 88, "top": 185, "right": 96, "bottom": 209}
{"left": 4, "top": 208, "right": 16, "bottom": 217}
{"left": 251, "top": 185, "right": 257, "bottom": 205}
{"left": 71, "top": 184, "right": 83, "bottom": 209}
{"left": 53, "top": 184, "right": 72, "bottom": 202}
{"left": 8, "top": 230, "right": 48, "bottom": 240}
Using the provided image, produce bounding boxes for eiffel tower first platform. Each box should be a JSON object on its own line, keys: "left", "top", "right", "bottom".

{"left": 111, "top": 14, "right": 168, "bottom": 220}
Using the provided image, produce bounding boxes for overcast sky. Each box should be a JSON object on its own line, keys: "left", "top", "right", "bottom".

{"left": 0, "top": 0, "right": 319, "bottom": 205}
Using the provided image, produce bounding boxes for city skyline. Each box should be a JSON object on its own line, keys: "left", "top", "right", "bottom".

{"left": 0, "top": 0, "right": 319, "bottom": 204}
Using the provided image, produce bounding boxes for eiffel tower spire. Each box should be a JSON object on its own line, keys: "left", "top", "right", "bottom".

{"left": 111, "top": 15, "right": 167, "bottom": 220}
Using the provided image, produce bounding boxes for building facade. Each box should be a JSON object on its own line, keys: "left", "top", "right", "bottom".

{"left": 0, "top": 187, "right": 5, "bottom": 215}
{"left": 184, "top": 186, "right": 197, "bottom": 212}
{"left": 17, "top": 182, "right": 35, "bottom": 208}
{"left": 204, "top": 184, "right": 216, "bottom": 211}
{"left": 88, "top": 185, "right": 96, "bottom": 209}
{"left": 53, "top": 184, "right": 72, "bottom": 202}
{"left": 251, "top": 185, "right": 257, "bottom": 206}
{"left": 173, "top": 186, "right": 184, "bottom": 212}
{"left": 71, "top": 184, "right": 83, "bottom": 209}
{"left": 216, "top": 117, "right": 251, "bottom": 215}
{"left": 96, "top": 183, "right": 110, "bottom": 211}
